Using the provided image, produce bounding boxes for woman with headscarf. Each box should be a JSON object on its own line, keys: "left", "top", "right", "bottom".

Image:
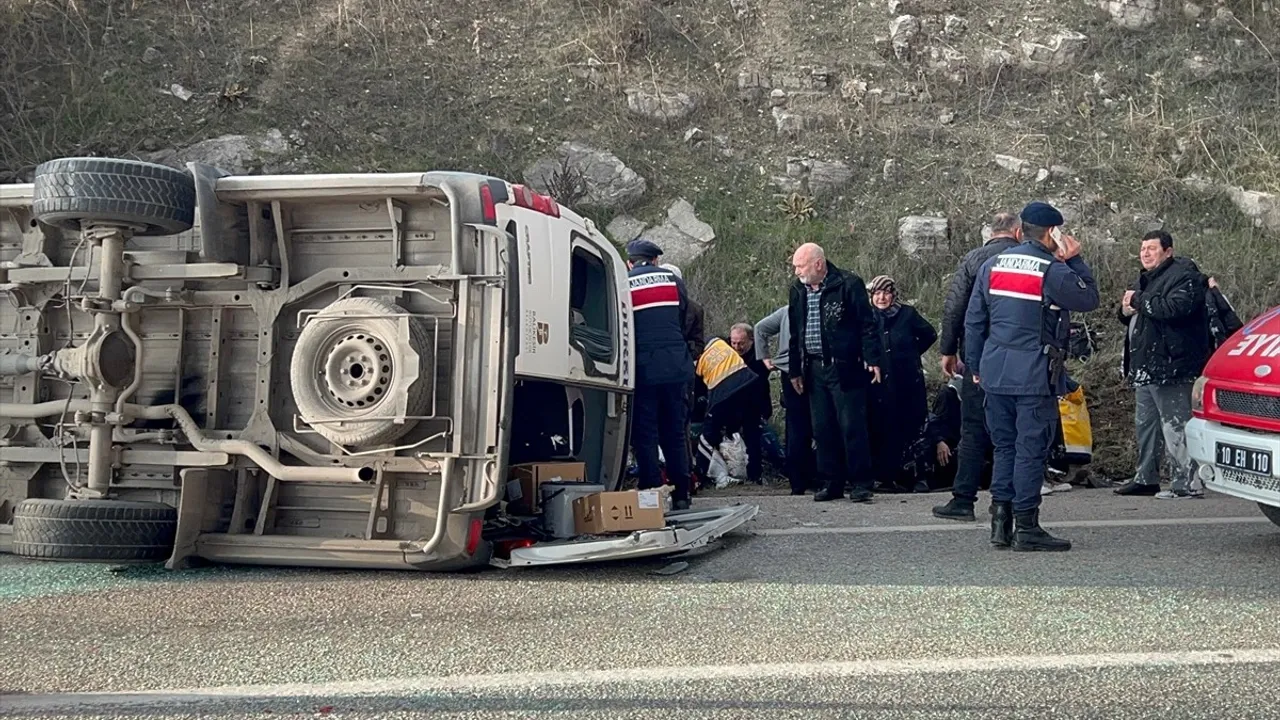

{"left": 866, "top": 275, "right": 938, "bottom": 493}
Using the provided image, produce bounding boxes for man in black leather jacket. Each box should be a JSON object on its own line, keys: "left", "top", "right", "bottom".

{"left": 932, "top": 212, "right": 1020, "bottom": 521}
{"left": 1113, "top": 230, "right": 1211, "bottom": 500}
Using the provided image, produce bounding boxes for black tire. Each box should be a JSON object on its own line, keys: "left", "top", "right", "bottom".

{"left": 1258, "top": 502, "right": 1280, "bottom": 529}
{"left": 32, "top": 157, "right": 196, "bottom": 236}
{"left": 11, "top": 498, "right": 177, "bottom": 563}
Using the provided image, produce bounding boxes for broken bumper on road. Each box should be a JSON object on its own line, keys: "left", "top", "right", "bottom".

{"left": 493, "top": 504, "right": 759, "bottom": 568}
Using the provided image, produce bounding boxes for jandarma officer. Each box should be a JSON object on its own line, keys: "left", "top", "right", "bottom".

{"left": 625, "top": 239, "right": 695, "bottom": 511}
{"left": 963, "top": 202, "right": 1100, "bottom": 552}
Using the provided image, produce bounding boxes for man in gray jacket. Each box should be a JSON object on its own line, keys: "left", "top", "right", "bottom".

{"left": 755, "top": 306, "right": 817, "bottom": 495}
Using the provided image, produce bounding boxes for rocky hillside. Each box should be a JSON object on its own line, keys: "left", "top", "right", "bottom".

{"left": 3, "top": 0, "right": 1278, "bottom": 477}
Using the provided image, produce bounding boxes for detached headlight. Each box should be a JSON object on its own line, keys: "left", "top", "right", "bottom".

{"left": 1192, "top": 376, "right": 1208, "bottom": 412}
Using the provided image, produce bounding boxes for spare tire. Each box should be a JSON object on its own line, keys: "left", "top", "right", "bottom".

{"left": 290, "top": 297, "right": 434, "bottom": 448}
{"left": 32, "top": 157, "right": 196, "bottom": 236}
{"left": 11, "top": 498, "right": 177, "bottom": 563}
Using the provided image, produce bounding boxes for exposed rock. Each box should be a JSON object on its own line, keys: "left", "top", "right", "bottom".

{"left": 771, "top": 107, "right": 811, "bottom": 136}
{"left": 684, "top": 127, "right": 706, "bottom": 144}
{"left": 927, "top": 46, "right": 969, "bottom": 78}
{"left": 637, "top": 225, "right": 699, "bottom": 266}
{"left": 523, "top": 142, "right": 647, "bottom": 210}
{"left": 867, "top": 88, "right": 907, "bottom": 105}
{"left": 737, "top": 69, "right": 768, "bottom": 100}
{"left": 1184, "top": 54, "right": 1219, "bottom": 78}
{"left": 898, "top": 215, "right": 950, "bottom": 255}
{"left": 769, "top": 88, "right": 789, "bottom": 107}
{"left": 770, "top": 174, "right": 804, "bottom": 195}
{"left": 944, "top": 15, "right": 967, "bottom": 35}
{"left": 637, "top": 199, "right": 717, "bottom": 266}
{"left": 142, "top": 46, "right": 162, "bottom": 64}
{"left": 145, "top": 129, "right": 292, "bottom": 175}
{"left": 141, "top": 137, "right": 161, "bottom": 152}
{"left": 883, "top": 158, "right": 899, "bottom": 181}
{"left": 606, "top": 215, "right": 647, "bottom": 244}
{"left": 165, "top": 83, "right": 194, "bottom": 102}
{"left": 1183, "top": 2, "right": 1204, "bottom": 19}
{"left": 1210, "top": 7, "right": 1237, "bottom": 27}
{"left": 1050, "top": 164, "right": 1076, "bottom": 179}
{"left": 1100, "top": 0, "right": 1160, "bottom": 30}
{"left": 667, "top": 198, "right": 716, "bottom": 244}
{"left": 1035, "top": 168, "right": 1051, "bottom": 184}
{"left": 1226, "top": 187, "right": 1280, "bottom": 231}
{"left": 807, "top": 160, "right": 855, "bottom": 197}
{"left": 1020, "top": 31, "right": 1088, "bottom": 73}
{"left": 889, "top": 15, "right": 921, "bottom": 60}
{"left": 624, "top": 87, "right": 697, "bottom": 122}
{"left": 939, "top": 110, "right": 956, "bottom": 124}
{"left": 995, "top": 154, "right": 1034, "bottom": 176}
{"left": 1045, "top": 195, "right": 1089, "bottom": 226}
{"left": 772, "top": 158, "right": 854, "bottom": 197}
{"left": 980, "top": 47, "right": 1016, "bottom": 69}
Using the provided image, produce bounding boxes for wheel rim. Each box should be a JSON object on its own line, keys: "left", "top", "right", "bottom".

{"left": 316, "top": 330, "right": 394, "bottom": 413}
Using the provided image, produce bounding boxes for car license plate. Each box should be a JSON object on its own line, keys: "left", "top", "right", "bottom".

{"left": 1215, "top": 442, "right": 1273, "bottom": 476}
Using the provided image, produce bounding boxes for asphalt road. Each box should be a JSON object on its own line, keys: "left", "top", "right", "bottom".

{"left": 3, "top": 488, "right": 1280, "bottom": 719}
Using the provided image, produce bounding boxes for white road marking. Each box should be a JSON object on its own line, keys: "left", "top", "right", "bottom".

{"left": 756, "top": 515, "right": 1273, "bottom": 536}
{"left": 7, "top": 649, "right": 1280, "bottom": 711}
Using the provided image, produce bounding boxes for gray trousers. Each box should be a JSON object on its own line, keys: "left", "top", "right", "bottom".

{"left": 1133, "top": 382, "right": 1194, "bottom": 492}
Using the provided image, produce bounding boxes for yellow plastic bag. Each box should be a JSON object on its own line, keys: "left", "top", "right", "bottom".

{"left": 1058, "top": 385, "right": 1093, "bottom": 464}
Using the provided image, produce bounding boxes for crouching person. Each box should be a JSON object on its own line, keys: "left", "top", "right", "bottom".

{"left": 693, "top": 337, "right": 766, "bottom": 484}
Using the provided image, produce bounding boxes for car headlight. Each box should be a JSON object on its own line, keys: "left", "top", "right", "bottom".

{"left": 1192, "top": 376, "right": 1208, "bottom": 412}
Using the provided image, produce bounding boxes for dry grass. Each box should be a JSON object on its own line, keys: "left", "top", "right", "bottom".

{"left": 2, "top": 0, "right": 1278, "bottom": 476}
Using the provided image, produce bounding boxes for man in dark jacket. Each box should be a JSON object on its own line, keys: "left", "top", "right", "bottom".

{"left": 964, "top": 202, "right": 1100, "bottom": 551}
{"left": 787, "top": 243, "right": 884, "bottom": 503}
{"left": 933, "top": 212, "right": 1019, "bottom": 521}
{"left": 627, "top": 240, "right": 695, "bottom": 510}
{"left": 1113, "top": 230, "right": 1211, "bottom": 500}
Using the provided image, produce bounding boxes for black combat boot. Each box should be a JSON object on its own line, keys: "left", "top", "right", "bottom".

{"left": 1012, "top": 508, "right": 1071, "bottom": 552}
{"left": 989, "top": 501, "right": 1013, "bottom": 548}
{"left": 932, "top": 497, "right": 976, "bottom": 521}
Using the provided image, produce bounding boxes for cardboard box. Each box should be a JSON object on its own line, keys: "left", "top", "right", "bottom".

{"left": 573, "top": 490, "right": 666, "bottom": 535}
{"left": 506, "top": 462, "right": 586, "bottom": 514}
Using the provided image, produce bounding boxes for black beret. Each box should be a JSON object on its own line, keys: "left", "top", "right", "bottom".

{"left": 626, "top": 238, "right": 663, "bottom": 258}
{"left": 1020, "top": 201, "right": 1065, "bottom": 227}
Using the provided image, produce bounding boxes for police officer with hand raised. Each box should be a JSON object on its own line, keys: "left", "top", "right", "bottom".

{"left": 964, "top": 202, "right": 1100, "bottom": 552}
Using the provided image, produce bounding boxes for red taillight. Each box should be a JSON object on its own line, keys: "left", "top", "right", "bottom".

{"left": 465, "top": 517, "right": 483, "bottom": 555}
{"left": 479, "top": 184, "right": 497, "bottom": 224}
{"left": 533, "top": 194, "right": 561, "bottom": 218}
{"left": 509, "top": 184, "right": 560, "bottom": 218}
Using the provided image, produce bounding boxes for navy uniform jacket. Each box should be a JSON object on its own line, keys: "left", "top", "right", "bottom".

{"left": 629, "top": 263, "right": 695, "bottom": 387}
{"left": 964, "top": 241, "right": 1100, "bottom": 396}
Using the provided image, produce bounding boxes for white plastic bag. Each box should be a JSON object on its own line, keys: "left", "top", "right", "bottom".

{"left": 706, "top": 434, "right": 748, "bottom": 489}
